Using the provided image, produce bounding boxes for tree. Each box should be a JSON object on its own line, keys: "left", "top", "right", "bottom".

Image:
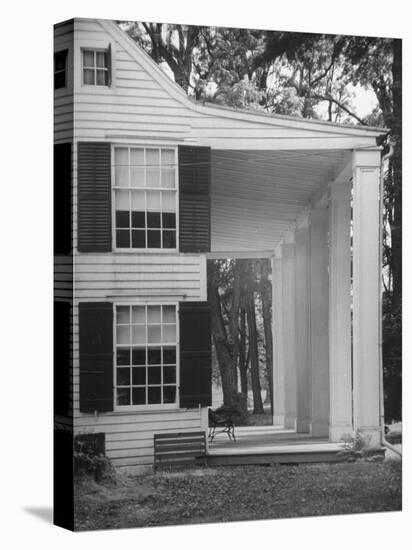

{"left": 238, "top": 305, "right": 248, "bottom": 395}
{"left": 207, "top": 258, "right": 270, "bottom": 416}
{"left": 123, "top": 21, "right": 401, "bottom": 421}
{"left": 242, "top": 261, "right": 264, "bottom": 415}
{"left": 256, "top": 32, "right": 366, "bottom": 122}
{"left": 123, "top": 22, "right": 202, "bottom": 93}
{"left": 259, "top": 259, "right": 273, "bottom": 414}
{"left": 207, "top": 261, "right": 238, "bottom": 407}
{"left": 343, "top": 38, "right": 402, "bottom": 311}
{"left": 123, "top": 21, "right": 267, "bottom": 105}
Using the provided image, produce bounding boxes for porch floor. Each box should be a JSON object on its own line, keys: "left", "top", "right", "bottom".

{"left": 206, "top": 425, "right": 343, "bottom": 466}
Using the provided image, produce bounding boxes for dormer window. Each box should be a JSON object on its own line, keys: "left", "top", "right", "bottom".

{"left": 82, "top": 48, "right": 110, "bottom": 86}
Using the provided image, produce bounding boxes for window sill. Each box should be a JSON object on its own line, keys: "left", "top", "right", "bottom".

{"left": 79, "top": 84, "right": 113, "bottom": 93}
{"left": 114, "top": 404, "right": 179, "bottom": 413}
{"left": 78, "top": 406, "right": 199, "bottom": 417}
{"left": 113, "top": 248, "right": 179, "bottom": 254}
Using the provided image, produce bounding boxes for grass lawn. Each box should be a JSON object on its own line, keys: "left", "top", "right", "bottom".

{"left": 74, "top": 459, "right": 402, "bottom": 531}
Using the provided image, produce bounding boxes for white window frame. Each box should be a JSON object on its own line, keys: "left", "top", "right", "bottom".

{"left": 113, "top": 301, "right": 180, "bottom": 411}
{"left": 81, "top": 47, "right": 109, "bottom": 87}
{"left": 111, "top": 144, "right": 179, "bottom": 253}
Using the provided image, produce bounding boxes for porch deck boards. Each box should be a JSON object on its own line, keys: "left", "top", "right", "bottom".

{"left": 205, "top": 426, "right": 344, "bottom": 466}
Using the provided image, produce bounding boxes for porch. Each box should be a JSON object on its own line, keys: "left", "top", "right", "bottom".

{"left": 206, "top": 426, "right": 343, "bottom": 466}
{"left": 206, "top": 139, "right": 385, "bottom": 448}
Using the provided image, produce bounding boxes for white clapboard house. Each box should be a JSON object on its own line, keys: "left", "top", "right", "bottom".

{"left": 54, "top": 18, "right": 388, "bottom": 475}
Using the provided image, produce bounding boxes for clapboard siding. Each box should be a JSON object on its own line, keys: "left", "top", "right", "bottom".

{"left": 73, "top": 405, "right": 203, "bottom": 468}
{"left": 75, "top": 410, "right": 201, "bottom": 427}
{"left": 72, "top": 19, "right": 206, "bottom": 142}
{"left": 75, "top": 94, "right": 182, "bottom": 108}
{"left": 54, "top": 21, "right": 74, "bottom": 143}
{"left": 73, "top": 253, "right": 205, "bottom": 299}
{"left": 70, "top": 251, "right": 206, "bottom": 466}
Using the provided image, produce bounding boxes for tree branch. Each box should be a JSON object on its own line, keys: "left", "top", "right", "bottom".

{"left": 309, "top": 93, "right": 366, "bottom": 124}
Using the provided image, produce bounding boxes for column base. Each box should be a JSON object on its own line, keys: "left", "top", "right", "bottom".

{"left": 296, "top": 417, "right": 311, "bottom": 433}
{"left": 285, "top": 415, "right": 297, "bottom": 430}
{"left": 329, "top": 424, "right": 353, "bottom": 442}
{"left": 356, "top": 427, "right": 382, "bottom": 448}
{"left": 311, "top": 419, "right": 329, "bottom": 437}
{"left": 273, "top": 414, "right": 285, "bottom": 427}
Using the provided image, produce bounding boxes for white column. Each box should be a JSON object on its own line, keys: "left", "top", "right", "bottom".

{"left": 272, "top": 256, "right": 285, "bottom": 426}
{"left": 352, "top": 149, "right": 382, "bottom": 447}
{"left": 295, "top": 224, "right": 311, "bottom": 433}
{"left": 310, "top": 206, "right": 330, "bottom": 437}
{"left": 282, "top": 240, "right": 297, "bottom": 430}
{"left": 329, "top": 176, "right": 353, "bottom": 441}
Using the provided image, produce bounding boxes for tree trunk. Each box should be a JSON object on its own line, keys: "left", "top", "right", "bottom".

{"left": 228, "top": 260, "right": 242, "bottom": 392}
{"left": 245, "top": 286, "right": 264, "bottom": 415}
{"left": 208, "top": 262, "right": 237, "bottom": 407}
{"left": 260, "top": 259, "right": 273, "bottom": 415}
{"left": 391, "top": 38, "right": 402, "bottom": 311}
{"left": 238, "top": 306, "right": 248, "bottom": 395}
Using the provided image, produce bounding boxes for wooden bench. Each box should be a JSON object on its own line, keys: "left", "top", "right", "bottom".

{"left": 153, "top": 431, "right": 207, "bottom": 469}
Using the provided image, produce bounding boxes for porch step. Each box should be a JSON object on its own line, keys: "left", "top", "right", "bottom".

{"left": 205, "top": 448, "right": 344, "bottom": 466}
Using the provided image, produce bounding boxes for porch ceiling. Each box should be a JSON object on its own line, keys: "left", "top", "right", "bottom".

{"left": 210, "top": 148, "right": 350, "bottom": 253}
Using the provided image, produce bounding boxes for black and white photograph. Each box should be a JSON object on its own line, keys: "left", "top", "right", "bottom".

{"left": 2, "top": 0, "right": 408, "bottom": 546}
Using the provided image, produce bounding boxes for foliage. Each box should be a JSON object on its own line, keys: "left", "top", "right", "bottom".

{"left": 74, "top": 436, "right": 115, "bottom": 482}
{"left": 340, "top": 430, "right": 371, "bottom": 453}
{"left": 122, "top": 22, "right": 268, "bottom": 106}
{"left": 339, "top": 431, "right": 385, "bottom": 463}
{"left": 382, "top": 293, "right": 402, "bottom": 421}
{"left": 74, "top": 462, "right": 401, "bottom": 530}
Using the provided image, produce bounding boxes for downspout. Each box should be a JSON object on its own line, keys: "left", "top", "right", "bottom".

{"left": 378, "top": 139, "right": 401, "bottom": 457}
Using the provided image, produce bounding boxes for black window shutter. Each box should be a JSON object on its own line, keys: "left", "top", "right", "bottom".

{"left": 78, "top": 142, "right": 112, "bottom": 252}
{"left": 54, "top": 143, "right": 72, "bottom": 254}
{"left": 54, "top": 301, "right": 71, "bottom": 415}
{"left": 79, "top": 302, "right": 113, "bottom": 413}
{"left": 179, "top": 301, "right": 212, "bottom": 408}
{"left": 178, "top": 145, "right": 211, "bottom": 253}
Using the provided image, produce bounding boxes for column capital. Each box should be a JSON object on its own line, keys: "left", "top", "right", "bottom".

{"left": 281, "top": 242, "right": 295, "bottom": 258}
{"left": 309, "top": 203, "right": 328, "bottom": 226}
{"left": 352, "top": 148, "right": 381, "bottom": 168}
{"left": 295, "top": 225, "right": 310, "bottom": 242}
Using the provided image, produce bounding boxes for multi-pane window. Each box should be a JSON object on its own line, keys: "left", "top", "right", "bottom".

{"left": 114, "top": 147, "right": 177, "bottom": 249}
{"left": 115, "top": 304, "right": 178, "bottom": 407}
{"left": 54, "top": 50, "right": 68, "bottom": 89}
{"left": 83, "top": 49, "right": 109, "bottom": 86}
